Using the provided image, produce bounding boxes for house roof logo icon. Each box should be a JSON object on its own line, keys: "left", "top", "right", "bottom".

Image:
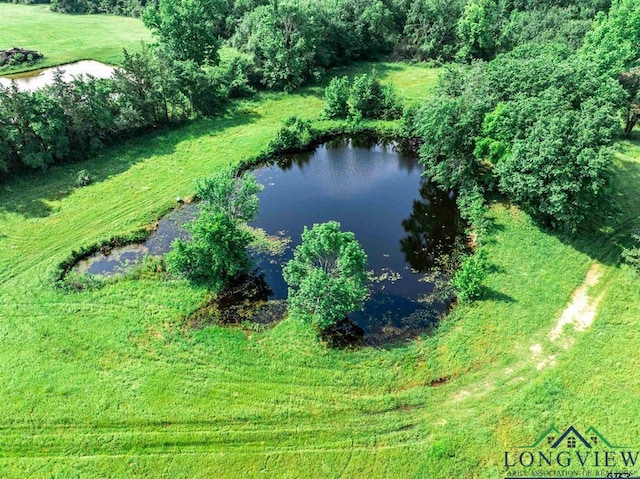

{"left": 517, "top": 425, "right": 628, "bottom": 449}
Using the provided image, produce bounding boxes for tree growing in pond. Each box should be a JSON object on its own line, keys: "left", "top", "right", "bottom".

{"left": 283, "top": 221, "right": 369, "bottom": 334}
{"left": 166, "top": 168, "right": 263, "bottom": 291}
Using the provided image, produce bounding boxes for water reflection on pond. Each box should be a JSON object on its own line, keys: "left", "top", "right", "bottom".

{"left": 251, "top": 138, "right": 464, "bottom": 340}
{"left": 0, "top": 60, "right": 115, "bottom": 91}
{"left": 71, "top": 137, "right": 465, "bottom": 341}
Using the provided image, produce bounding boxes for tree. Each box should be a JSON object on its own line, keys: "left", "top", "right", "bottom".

{"left": 166, "top": 168, "right": 263, "bottom": 290}
{"left": 323, "top": 76, "right": 351, "bottom": 119}
{"left": 283, "top": 221, "right": 369, "bottom": 333}
{"left": 232, "top": 1, "right": 323, "bottom": 91}
{"left": 456, "top": 0, "right": 500, "bottom": 60}
{"left": 579, "top": 0, "right": 640, "bottom": 77}
{"left": 400, "top": 0, "right": 465, "bottom": 62}
{"left": 416, "top": 43, "right": 625, "bottom": 231}
{"left": 142, "top": 0, "right": 226, "bottom": 65}
{"left": 619, "top": 68, "right": 640, "bottom": 135}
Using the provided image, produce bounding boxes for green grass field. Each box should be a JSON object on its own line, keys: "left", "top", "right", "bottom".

{"left": 0, "top": 3, "right": 151, "bottom": 72}
{"left": 1, "top": 8, "right": 640, "bottom": 477}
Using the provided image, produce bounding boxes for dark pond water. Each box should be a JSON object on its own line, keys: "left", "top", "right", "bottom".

{"left": 251, "top": 138, "right": 463, "bottom": 338}
{"left": 0, "top": 60, "right": 115, "bottom": 91}
{"left": 72, "top": 138, "right": 464, "bottom": 339}
{"left": 73, "top": 205, "right": 197, "bottom": 276}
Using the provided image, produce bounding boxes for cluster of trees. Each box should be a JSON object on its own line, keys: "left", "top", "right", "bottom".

{"left": 0, "top": 44, "right": 244, "bottom": 177}
{"left": 168, "top": 170, "right": 370, "bottom": 338}
{"left": 324, "top": 71, "right": 401, "bottom": 120}
{"left": 399, "top": 0, "right": 611, "bottom": 63}
{"left": 413, "top": 43, "right": 625, "bottom": 232}
{"left": 411, "top": 0, "right": 640, "bottom": 232}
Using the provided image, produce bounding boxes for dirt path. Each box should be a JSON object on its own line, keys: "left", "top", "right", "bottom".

{"left": 548, "top": 263, "right": 604, "bottom": 348}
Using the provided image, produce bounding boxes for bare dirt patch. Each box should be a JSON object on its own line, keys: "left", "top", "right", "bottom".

{"left": 549, "top": 263, "right": 604, "bottom": 347}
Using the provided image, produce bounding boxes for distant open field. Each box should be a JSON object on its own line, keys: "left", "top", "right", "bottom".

{"left": 0, "top": 3, "right": 151, "bottom": 72}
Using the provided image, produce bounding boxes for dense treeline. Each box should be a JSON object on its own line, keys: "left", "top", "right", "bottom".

{"left": 412, "top": 43, "right": 624, "bottom": 231}
{"left": 408, "top": 0, "right": 640, "bottom": 232}
{"left": 3, "top": 0, "right": 611, "bottom": 68}
{"left": 0, "top": 45, "right": 248, "bottom": 177}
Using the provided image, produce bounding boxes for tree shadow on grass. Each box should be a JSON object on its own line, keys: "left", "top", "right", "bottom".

{"left": 482, "top": 287, "right": 516, "bottom": 303}
{"left": 0, "top": 109, "right": 262, "bottom": 219}
{"left": 551, "top": 142, "right": 640, "bottom": 267}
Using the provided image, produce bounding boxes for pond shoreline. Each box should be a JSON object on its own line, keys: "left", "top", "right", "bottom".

{"left": 54, "top": 127, "right": 420, "bottom": 288}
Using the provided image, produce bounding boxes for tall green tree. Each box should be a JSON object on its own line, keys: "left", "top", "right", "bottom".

{"left": 166, "top": 168, "right": 263, "bottom": 290}
{"left": 283, "top": 221, "right": 369, "bottom": 333}
{"left": 580, "top": 0, "right": 640, "bottom": 77}
{"left": 142, "top": 0, "right": 226, "bottom": 65}
{"left": 232, "top": 0, "right": 323, "bottom": 91}
{"left": 457, "top": 0, "right": 500, "bottom": 59}
{"left": 401, "top": 0, "right": 465, "bottom": 62}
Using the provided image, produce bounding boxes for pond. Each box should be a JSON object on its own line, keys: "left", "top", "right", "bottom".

{"left": 71, "top": 138, "right": 465, "bottom": 340}
{"left": 0, "top": 60, "right": 115, "bottom": 91}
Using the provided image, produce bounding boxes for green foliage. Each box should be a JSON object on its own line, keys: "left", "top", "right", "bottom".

{"left": 619, "top": 68, "right": 640, "bottom": 136}
{"left": 0, "top": 43, "right": 231, "bottom": 179}
{"left": 416, "top": 44, "right": 625, "bottom": 231}
{"left": 283, "top": 221, "right": 369, "bottom": 334}
{"left": 322, "top": 72, "right": 401, "bottom": 121}
{"left": 166, "top": 168, "right": 263, "bottom": 290}
{"left": 268, "top": 116, "right": 316, "bottom": 153}
{"left": 231, "top": 1, "right": 323, "bottom": 91}
{"left": 622, "top": 231, "right": 640, "bottom": 271}
{"left": 323, "top": 76, "right": 351, "bottom": 119}
{"left": 498, "top": 7, "right": 595, "bottom": 52}
{"left": 456, "top": 0, "right": 500, "bottom": 60}
{"left": 399, "top": 0, "right": 465, "bottom": 62}
{"left": 348, "top": 71, "right": 402, "bottom": 120}
{"left": 142, "top": 0, "right": 225, "bottom": 65}
{"left": 452, "top": 248, "right": 488, "bottom": 302}
{"left": 580, "top": 0, "right": 640, "bottom": 77}
{"left": 166, "top": 210, "right": 254, "bottom": 291}
{"left": 51, "top": 0, "right": 145, "bottom": 15}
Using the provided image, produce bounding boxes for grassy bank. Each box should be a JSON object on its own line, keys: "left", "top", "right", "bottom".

{"left": 0, "top": 4, "right": 151, "bottom": 73}
{"left": 0, "top": 51, "right": 640, "bottom": 478}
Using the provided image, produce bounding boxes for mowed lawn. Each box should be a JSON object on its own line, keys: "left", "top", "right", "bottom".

{"left": 0, "top": 3, "right": 151, "bottom": 72}
{"left": 1, "top": 15, "right": 640, "bottom": 476}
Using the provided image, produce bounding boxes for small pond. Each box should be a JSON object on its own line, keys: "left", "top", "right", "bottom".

{"left": 0, "top": 60, "right": 115, "bottom": 91}
{"left": 71, "top": 138, "right": 465, "bottom": 340}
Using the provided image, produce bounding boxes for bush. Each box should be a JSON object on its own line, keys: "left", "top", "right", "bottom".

{"left": 348, "top": 71, "right": 402, "bottom": 120}
{"left": 452, "top": 248, "right": 488, "bottom": 302}
{"left": 268, "top": 116, "right": 315, "bottom": 153}
{"left": 323, "top": 76, "right": 351, "bottom": 119}
{"left": 321, "top": 71, "right": 402, "bottom": 121}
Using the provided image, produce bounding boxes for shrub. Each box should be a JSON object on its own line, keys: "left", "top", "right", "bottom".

{"left": 348, "top": 71, "right": 402, "bottom": 120}
{"left": 323, "top": 76, "right": 351, "bottom": 119}
{"left": 268, "top": 116, "right": 315, "bottom": 152}
{"left": 452, "top": 248, "right": 488, "bottom": 302}
{"left": 322, "top": 71, "right": 402, "bottom": 121}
